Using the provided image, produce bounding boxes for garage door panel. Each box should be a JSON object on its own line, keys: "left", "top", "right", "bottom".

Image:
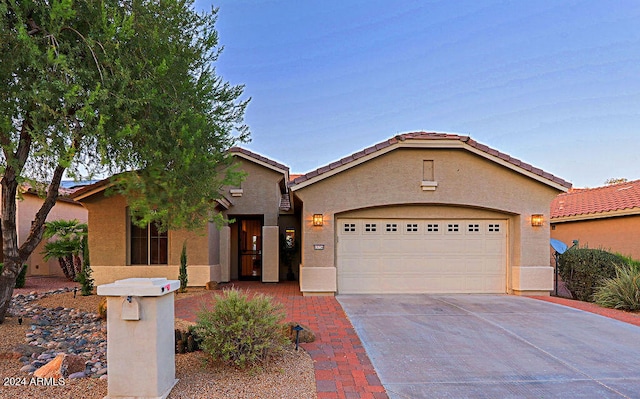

{"left": 338, "top": 218, "right": 507, "bottom": 294}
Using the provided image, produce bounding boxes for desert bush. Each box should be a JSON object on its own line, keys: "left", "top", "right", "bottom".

{"left": 594, "top": 263, "right": 640, "bottom": 311}
{"left": 194, "top": 288, "right": 287, "bottom": 369}
{"left": 558, "top": 248, "right": 628, "bottom": 302}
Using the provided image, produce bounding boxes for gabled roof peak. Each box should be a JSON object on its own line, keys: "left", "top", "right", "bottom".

{"left": 290, "top": 132, "right": 571, "bottom": 190}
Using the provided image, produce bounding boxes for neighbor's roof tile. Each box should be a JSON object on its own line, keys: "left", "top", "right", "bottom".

{"left": 551, "top": 180, "right": 640, "bottom": 219}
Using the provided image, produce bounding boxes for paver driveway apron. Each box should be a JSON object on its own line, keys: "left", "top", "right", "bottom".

{"left": 338, "top": 294, "right": 640, "bottom": 399}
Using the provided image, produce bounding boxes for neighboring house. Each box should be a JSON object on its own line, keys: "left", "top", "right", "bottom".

{"left": 73, "top": 132, "right": 571, "bottom": 296}
{"left": 0, "top": 186, "right": 88, "bottom": 277}
{"left": 551, "top": 179, "right": 640, "bottom": 259}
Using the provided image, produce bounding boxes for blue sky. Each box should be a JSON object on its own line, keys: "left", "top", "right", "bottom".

{"left": 195, "top": 0, "right": 640, "bottom": 188}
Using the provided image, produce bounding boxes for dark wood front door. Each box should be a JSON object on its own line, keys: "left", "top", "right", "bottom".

{"left": 239, "top": 218, "right": 263, "bottom": 280}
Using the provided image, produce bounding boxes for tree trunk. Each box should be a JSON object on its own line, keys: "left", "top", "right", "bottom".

{"left": 0, "top": 270, "right": 18, "bottom": 323}
{"left": 73, "top": 254, "right": 82, "bottom": 278}
{"left": 0, "top": 163, "right": 66, "bottom": 322}
{"left": 0, "top": 172, "right": 23, "bottom": 324}
{"left": 58, "top": 257, "right": 72, "bottom": 281}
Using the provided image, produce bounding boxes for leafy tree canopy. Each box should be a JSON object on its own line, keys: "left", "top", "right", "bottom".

{"left": 0, "top": 0, "right": 249, "bottom": 321}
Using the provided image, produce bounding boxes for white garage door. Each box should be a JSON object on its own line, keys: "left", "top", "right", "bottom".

{"left": 337, "top": 219, "right": 507, "bottom": 294}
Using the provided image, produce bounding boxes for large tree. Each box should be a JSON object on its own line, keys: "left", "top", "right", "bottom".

{"left": 0, "top": 0, "right": 250, "bottom": 322}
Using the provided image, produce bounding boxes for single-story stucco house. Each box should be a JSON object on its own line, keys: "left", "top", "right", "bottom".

{"left": 72, "top": 132, "right": 571, "bottom": 296}
{"left": 551, "top": 179, "right": 640, "bottom": 259}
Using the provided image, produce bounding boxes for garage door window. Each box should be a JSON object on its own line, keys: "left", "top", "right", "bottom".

{"left": 405, "top": 223, "right": 419, "bottom": 233}
{"left": 343, "top": 223, "right": 356, "bottom": 233}
{"left": 364, "top": 223, "right": 378, "bottom": 233}
{"left": 447, "top": 223, "right": 460, "bottom": 233}
{"left": 488, "top": 223, "right": 501, "bottom": 233}
{"left": 426, "top": 223, "right": 439, "bottom": 232}
{"left": 467, "top": 223, "right": 480, "bottom": 234}
{"left": 385, "top": 223, "right": 398, "bottom": 232}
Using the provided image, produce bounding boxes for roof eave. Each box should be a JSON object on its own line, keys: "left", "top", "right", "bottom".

{"left": 291, "top": 139, "right": 570, "bottom": 192}
{"left": 551, "top": 207, "right": 640, "bottom": 223}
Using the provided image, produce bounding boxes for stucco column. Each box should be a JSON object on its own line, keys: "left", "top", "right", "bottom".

{"left": 262, "top": 226, "right": 279, "bottom": 283}
{"left": 219, "top": 226, "right": 231, "bottom": 282}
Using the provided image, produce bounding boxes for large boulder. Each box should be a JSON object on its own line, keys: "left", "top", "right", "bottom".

{"left": 34, "top": 354, "right": 86, "bottom": 379}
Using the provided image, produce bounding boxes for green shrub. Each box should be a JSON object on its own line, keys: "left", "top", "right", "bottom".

{"left": 15, "top": 264, "right": 27, "bottom": 288}
{"left": 178, "top": 242, "right": 188, "bottom": 293}
{"left": 593, "top": 263, "right": 640, "bottom": 311}
{"left": 194, "top": 288, "right": 287, "bottom": 369}
{"left": 558, "top": 248, "right": 628, "bottom": 302}
{"left": 0, "top": 263, "right": 28, "bottom": 288}
{"left": 76, "top": 235, "right": 94, "bottom": 295}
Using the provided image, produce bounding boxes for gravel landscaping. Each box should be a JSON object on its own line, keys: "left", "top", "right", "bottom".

{"left": 0, "top": 281, "right": 317, "bottom": 399}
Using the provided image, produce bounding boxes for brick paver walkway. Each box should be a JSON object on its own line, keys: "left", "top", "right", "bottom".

{"left": 174, "top": 281, "right": 388, "bottom": 399}
{"left": 531, "top": 295, "right": 640, "bottom": 327}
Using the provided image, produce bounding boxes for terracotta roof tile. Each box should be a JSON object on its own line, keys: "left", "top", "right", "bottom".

{"left": 551, "top": 180, "right": 640, "bottom": 219}
{"left": 289, "top": 174, "right": 304, "bottom": 182}
{"left": 290, "top": 132, "right": 571, "bottom": 189}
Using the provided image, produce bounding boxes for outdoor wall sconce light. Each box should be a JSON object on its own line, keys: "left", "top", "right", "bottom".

{"left": 531, "top": 214, "right": 544, "bottom": 227}
{"left": 313, "top": 214, "right": 323, "bottom": 226}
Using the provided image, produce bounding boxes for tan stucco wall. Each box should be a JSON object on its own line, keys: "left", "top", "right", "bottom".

{"left": 13, "top": 194, "right": 88, "bottom": 277}
{"left": 294, "top": 147, "right": 561, "bottom": 295}
{"left": 551, "top": 215, "right": 640, "bottom": 260}
{"left": 262, "top": 226, "right": 279, "bottom": 282}
{"left": 82, "top": 192, "right": 214, "bottom": 286}
{"left": 91, "top": 265, "right": 216, "bottom": 287}
{"left": 223, "top": 159, "right": 283, "bottom": 226}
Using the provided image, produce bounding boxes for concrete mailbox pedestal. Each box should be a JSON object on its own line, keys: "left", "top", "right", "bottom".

{"left": 98, "top": 278, "right": 180, "bottom": 399}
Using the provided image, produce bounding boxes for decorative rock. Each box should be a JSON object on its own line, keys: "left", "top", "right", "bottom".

{"left": 205, "top": 281, "right": 219, "bottom": 290}
{"left": 283, "top": 322, "right": 316, "bottom": 343}
{"left": 34, "top": 353, "right": 86, "bottom": 379}
{"left": 68, "top": 371, "right": 87, "bottom": 379}
{"left": 8, "top": 290, "right": 107, "bottom": 379}
{"left": 99, "top": 374, "right": 108, "bottom": 381}
{"left": 20, "top": 364, "right": 36, "bottom": 373}
{"left": 34, "top": 355, "right": 65, "bottom": 379}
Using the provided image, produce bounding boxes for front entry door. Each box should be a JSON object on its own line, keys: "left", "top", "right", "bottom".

{"left": 239, "top": 218, "right": 263, "bottom": 280}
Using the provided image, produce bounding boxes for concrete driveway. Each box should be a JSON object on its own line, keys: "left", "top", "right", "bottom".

{"left": 337, "top": 295, "right": 640, "bottom": 399}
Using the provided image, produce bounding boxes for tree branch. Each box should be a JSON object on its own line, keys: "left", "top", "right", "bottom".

{"left": 18, "top": 165, "right": 66, "bottom": 259}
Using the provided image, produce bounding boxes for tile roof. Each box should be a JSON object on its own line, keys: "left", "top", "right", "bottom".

{"left": 551, "top": 179, "right": 640, "bottom": 220}
{"left": 290, "top": 132, "right": 571, "bottom": 189}
{"left": 229, "top": 147, "right": 289, "bottom": 173}
{"left": 289, "top": 173, "right": 304, "bottom": 182}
